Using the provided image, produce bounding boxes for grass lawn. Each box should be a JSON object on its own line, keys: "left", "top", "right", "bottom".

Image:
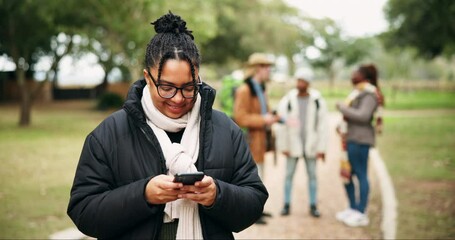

{"left": 377, "top": 110, "right": 455, "bottom": 239}
{"left": 0, "top": 100, "right": 110, "bottom": 239}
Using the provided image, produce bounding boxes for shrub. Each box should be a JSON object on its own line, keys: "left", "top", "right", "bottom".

{"left": 97, "top": 92, "right": 124, "bottom": 110}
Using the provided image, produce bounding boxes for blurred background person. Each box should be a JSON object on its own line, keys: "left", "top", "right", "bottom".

{"left": 233, "top": 52, "right": 280, "bottom": 224}
{"left": 275, "top": 68, "right": 328, "bottom": 218}
{"left": 335, "top": 64, "right": 380, "bottom": 227}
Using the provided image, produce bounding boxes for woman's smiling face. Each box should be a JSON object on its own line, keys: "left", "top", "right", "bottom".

{"left": 144, "top": 59, "right": 199, "bottom": 119}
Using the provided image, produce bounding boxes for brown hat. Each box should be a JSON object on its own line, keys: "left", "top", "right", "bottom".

{"left": 245, "top": 53, "right": 274, "bottom": 66}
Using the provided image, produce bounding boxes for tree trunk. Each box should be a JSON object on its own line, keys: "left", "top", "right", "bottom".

{"left": 286, "top": 55, "right": 295, "bottom": 77}
{"left": 17, "top": 68, "right": 31, "bottom": 127}
{"left": 95, "top": 73, "right": 109, "bottom": 97}
{"left": 328, "top": 68, "right": 335, "bottom": 94}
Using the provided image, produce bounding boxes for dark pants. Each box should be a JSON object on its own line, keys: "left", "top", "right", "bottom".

{"left": 344, "top": 141, "right": 370, "bottom": 213}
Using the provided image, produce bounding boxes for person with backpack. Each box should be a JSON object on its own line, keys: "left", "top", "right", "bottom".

{"left": 274, "top": 68, "right": 329, "bottom": 218}
{"left": 233, "top": 52, "right": 280, "bottom": 224}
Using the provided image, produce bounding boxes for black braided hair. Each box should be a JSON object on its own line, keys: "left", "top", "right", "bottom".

{"left": 145, "top": 11, "right": 200, "bottom": 83}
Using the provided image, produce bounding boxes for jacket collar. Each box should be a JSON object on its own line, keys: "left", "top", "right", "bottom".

{"left": 288, "top": 88, "right": 321, "bottom": 99}
{"left": 245, "top": 77, "right": 265, "bottom": 97}
{"left": 123, "top": 79, "right": 216, "bottom": 123}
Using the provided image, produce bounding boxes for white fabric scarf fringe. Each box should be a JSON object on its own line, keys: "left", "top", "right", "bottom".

{"left": 141, "top": 86, "right": 203, "bottom": 239}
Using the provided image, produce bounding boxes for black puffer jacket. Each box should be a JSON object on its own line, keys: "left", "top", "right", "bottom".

{"left": 67, "top": 80, "right": 268, "bottom": 239}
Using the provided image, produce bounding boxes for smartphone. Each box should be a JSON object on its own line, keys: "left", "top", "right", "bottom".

{"left": 173, "top": 172, "right": 204, "bottom": 185}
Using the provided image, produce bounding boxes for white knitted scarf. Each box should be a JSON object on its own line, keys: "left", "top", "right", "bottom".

{"left": 141, "top": 86, "right": 203, "bottom": 239}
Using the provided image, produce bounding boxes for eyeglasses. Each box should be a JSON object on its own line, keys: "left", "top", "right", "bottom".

{"left": 147, "top": 70, "right": 202, "bottom": 99}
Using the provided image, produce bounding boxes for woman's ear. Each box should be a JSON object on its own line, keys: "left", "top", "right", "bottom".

{"left": 143, "top": 69, "right": 151, "bottom": 85}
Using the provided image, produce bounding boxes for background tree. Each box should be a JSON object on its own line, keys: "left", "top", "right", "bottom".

{"left": 383, "top": 0, "right": 455, "bottom": 59}
{"left": 201, "top": 0, "right": 302, "bottom": 75}
{"left": 299, "top": 17, "right": 370, "bottom": 89}
{"left": 1, "top": 0, "right": 59, "bottom": 126}
{"left": 0, "top": 0, "right": 384, "bottom": 127}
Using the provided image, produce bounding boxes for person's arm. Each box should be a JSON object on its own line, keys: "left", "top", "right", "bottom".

{"left": 67, "top": 134, "right": 161, "bottom": 239}
{"left": 275, "top": 95, "right": 290, "bottom": 153}
{"left": 199, "top": 127, "right": 268, "bottom": 232}
{"left": 233, "top": 85, "right": 266, "bottom": 129}
{"left": 338, "top": 94, "right": 378, "bottom": 123}
{"left": 316, "top": 97, "right": 329, "bottom": 159}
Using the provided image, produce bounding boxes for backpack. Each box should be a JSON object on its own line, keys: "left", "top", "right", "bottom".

{"left": 218, "top": 74, "right": 244, "bottom": 118}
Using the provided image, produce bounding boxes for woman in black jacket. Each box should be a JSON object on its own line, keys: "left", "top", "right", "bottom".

{"left": 67, "top": 12, "right": 268, "bottom": 239}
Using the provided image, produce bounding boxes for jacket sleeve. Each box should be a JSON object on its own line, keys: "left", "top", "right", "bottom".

{"left": 339, "top": 94, "right": 378, "bottom": 124}
{"left": 200, "top": 127, "right": 268, "bottom": 232}
{"left": 67, "top": 133, "right": 162, "bottom": 239}
{"left": 233, "top": 85, "right": 266, "bottom": 129}
{"left": 316, "top": 97, "right": 329, "bottom": 153}
{"left": 274, "top": 95, "right": 290, "bottom": 152}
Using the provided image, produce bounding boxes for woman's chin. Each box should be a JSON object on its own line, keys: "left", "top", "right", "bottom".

{"left": 165, "top": 108, "right": 186, "bottom": 119}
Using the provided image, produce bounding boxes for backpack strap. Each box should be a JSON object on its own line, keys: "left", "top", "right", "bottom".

{"left": 286, "top": 96, "right": 320, "bottom": 131}
{"left": 314, "top": 98, "right": 319, "bottom": 131}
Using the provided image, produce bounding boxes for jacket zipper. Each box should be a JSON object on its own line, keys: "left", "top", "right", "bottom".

{"left": 139, "top": 126, "right": 167, "bottom": 174}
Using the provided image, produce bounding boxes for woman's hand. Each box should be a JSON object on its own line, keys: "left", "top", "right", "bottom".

{"left": 178, "top": 176, "right": 217, "bottom": 207}
{"left": 144, "top": 174, "right": 185, "bottom": 204}
{"left": 336, "top": 101, "right": 344, "bottom": 110}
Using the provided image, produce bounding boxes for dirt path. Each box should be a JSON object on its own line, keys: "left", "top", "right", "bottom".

{"left": 234, "top": 113, "right": 376, "bottom": 239}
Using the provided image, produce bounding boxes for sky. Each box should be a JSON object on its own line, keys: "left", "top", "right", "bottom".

{"left": 285, "top": 0, "right": 389, "bottom": 37}
{"left": 2, "top": 0, "right": 389, "bottom": 85}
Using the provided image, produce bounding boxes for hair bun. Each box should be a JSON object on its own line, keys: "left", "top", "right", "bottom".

{"left": 152, "top": 11, "right": 194, "bottom": 39}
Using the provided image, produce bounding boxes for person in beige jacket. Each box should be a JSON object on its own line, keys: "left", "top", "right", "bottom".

{"left": 233, "top": 52, "right": 280, "bottom": 224}
{"left": 274, "top": 68, "right": 328, "bottom": 217}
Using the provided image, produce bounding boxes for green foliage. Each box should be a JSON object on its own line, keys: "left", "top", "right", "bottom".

{"left": 384, "top": 0, "right": 455, "bottom": 58}
{"left": 299, "top": 17, "right": 371, "bottom": 82}
{"left": 201, "top": 0, "right": 301, "bottom": 66}
{"left": 96, "top": 92, "right": 124, "bottom": 110}
{"left": 218, "top": 74, "right": 243, "bottom": 117}
{"left": 0, "top": 0, "right": 87, "bottom": 68}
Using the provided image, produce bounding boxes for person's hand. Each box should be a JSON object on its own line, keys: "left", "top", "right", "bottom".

{"left": 179, "top": 176, "right": 217, "bottom": 207}
{"left": 144, "top": 174, "right": 185, "bottom": 204}
{"left": 286, "top": 117, "right": 300, "bottom": 128}
{"left": 264, "top": 113, "right": 280, "bottom": 126}
{"left": 316, "top": 152, "right": 325, "bottom": 162}
{"left": 335, "top": 125, "right": 341, "bottom": 135}
{"left": 336, "top": 101, "right": 342, "bottom": 110}
{"left": 282, "top": 151, "right": 290, "bottom": 157}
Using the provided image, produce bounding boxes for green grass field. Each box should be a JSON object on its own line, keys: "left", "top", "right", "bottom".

{"left": 377, "top": 111, "right": 455, "bottom": 239}
{"left": 0, "top": 82, "right": 454, "bottom": 238}
{"left": 0, "top": 101, "right": 108, "bottom": 238}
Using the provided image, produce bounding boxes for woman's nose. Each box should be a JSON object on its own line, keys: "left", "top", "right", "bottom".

{"left": 171, "top": 89, "right": 185, "bottom": 103}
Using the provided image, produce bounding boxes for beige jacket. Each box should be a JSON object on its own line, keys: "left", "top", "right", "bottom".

{"left": 274, "top": 88, "right": 328, "bottom": 158}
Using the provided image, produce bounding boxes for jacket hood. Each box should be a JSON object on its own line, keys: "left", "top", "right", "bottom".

{"left": 123, "top": 79, "right": 216, "bottom": 123}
